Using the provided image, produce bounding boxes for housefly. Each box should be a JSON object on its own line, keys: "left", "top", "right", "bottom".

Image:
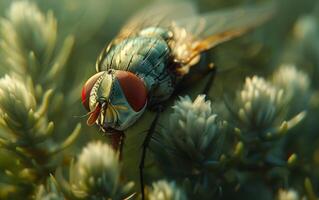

{"left": 81, "top": 1, "right": 274, "bottom": 199}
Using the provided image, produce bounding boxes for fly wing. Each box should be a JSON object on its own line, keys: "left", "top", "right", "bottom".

{"left": 96, "top": 1, "right": 275, "bottom": 73}
{"left": 177, "top": 2, "right": 275, "bottom": 51}
{"left": 171, "top": 2, "right": 275, "bottom": 74}
{"left": 115, "top": 1, "right": 197, "bottom": 42}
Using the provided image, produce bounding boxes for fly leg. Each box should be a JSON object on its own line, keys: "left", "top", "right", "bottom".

{"left": 139, "top": 106, "right": 163, "bottom": 200}
{"left": 109, "top": 130, "right": 125, "bottom": 160}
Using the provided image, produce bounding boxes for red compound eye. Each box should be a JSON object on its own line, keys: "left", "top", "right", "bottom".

{"left": 116, "top": 71, "right": 147, "bottom": 112}
{"left": 81, "top": 72, "right": 104, "bottom": 111}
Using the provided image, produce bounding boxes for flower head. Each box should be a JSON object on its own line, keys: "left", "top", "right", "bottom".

{"left": 35, "top": 177, "right": 64, "bottom": 200}
{"left": 0, "top": 1, "right": 73, "bottom": 86}
{"left": 69, "top": 141, "right": 134, "bottom": 199}
{"left": 277, "top": 189, "right": 299, "bottom": 200}
{"left": 0, "top": 75, "right": 36, "bottom": 118}
{"left": 272, "top": 64, "right": 310, "bottom": 112}
{"left": 169, "top": 95, "right": 221, "bottom": 152}
{"left": 1, "top": 1, "right": 57, "bottom": 76}
{"left": 0, "top": 75, "right": 48, "bottom": 139}
{"left": 147, "top": 180, "right": 187, "bottom": 200}
{"left": 152, "top": 95, "right": 226, "bottom": 177}
{"left": 0, "top": 74, "right": 59, "bottom": 142}
{"left": 235, "top": 76, "right": 285, "bottom": 131}
{"left": 228, "top": 76, "right": 305, "bottom": 139}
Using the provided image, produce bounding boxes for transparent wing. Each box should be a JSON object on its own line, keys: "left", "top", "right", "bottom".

{"left": 116, "top": 1, "right": 275, "bottom": 52}
{"left": 115, "top": 1, "right": 197, "bottom": 42}
{"left": 170, "top": 2, "right": 275, "bottom": 73}
{"left": 96, "top": 1, "right": 275, "bottom": 72}
{"left": 176, "top": 2, "right": 276, "bottom": 50}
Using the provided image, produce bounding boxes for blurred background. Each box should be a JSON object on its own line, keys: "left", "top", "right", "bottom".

{"left": 0, "top": 0, "right": 319, "bottom": 199}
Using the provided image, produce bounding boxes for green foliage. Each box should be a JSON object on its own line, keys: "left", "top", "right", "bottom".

{"left": 0, "top": 0, "right": 319, "bottom": 200}
{"left": 0, "top": 1, "right": 80, "bottom": 199}
{"left": 0, "top": 1, "right": 74, "bottom": 88}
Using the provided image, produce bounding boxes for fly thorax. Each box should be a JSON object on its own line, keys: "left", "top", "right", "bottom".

{"left": 100, "top": 32, "right": 176, "bottom": 104}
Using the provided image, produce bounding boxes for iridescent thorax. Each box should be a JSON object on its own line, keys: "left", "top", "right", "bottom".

{"left": 99, "top": 27, "right": 176, "bottom": 104}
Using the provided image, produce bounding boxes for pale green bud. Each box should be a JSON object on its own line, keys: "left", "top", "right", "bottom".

{"left": 228, "top": 76, "right": 305, "bottom": 139}
{"left": 147, "top": 180, "right": 187, "bottom": 200}
{"left": 0, "top": 1, "right": 73, "bottom": 86}
{"left": 235, "top": 76, "right": 285, "bottom": 132}
{"left": 152, "top": 95, "right": 226, "bottom": 177}
{"left": 69, "top": 141, "right": 134, "bottom": 200}
{"left": 277, "top": 189, "right": 300, "bottom": 200}
{"left": 272, "top": 64, "right": 310, "bottom": 112}
{"left": 34, "top": 176, "right": 64, "bottom": 200}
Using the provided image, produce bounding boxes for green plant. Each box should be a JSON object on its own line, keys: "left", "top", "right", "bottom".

{"left": 0, "top": 0, "right": 319, "bottom": 200}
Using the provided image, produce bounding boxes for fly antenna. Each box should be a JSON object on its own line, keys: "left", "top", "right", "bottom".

{"left": 72, "top": 112, "right": 91, "bottom": 119}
